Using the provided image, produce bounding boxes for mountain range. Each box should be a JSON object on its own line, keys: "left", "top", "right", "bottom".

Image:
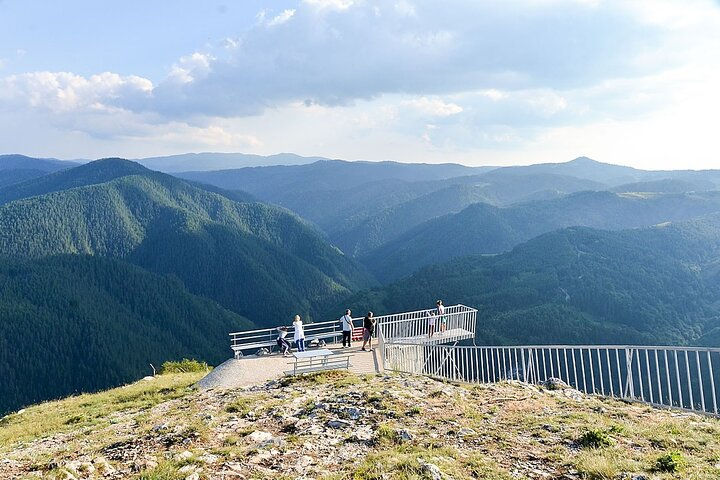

{"left": 3, "top": 152, "right": 720, "bottom": 415}
{"left": 335, "top": 215, "right": 720, "bottom": 346}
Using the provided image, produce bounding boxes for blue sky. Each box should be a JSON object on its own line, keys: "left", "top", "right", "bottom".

{"left": 0, "top": 0, "right": 719, "bottom": 169}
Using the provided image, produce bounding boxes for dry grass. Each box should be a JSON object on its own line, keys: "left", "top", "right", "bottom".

{"left": 0, "top": 372, "right": 203, "bottom": 451}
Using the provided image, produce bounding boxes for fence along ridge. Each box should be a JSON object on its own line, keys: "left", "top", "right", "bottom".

{"left": 381, "top": 342, "right": 720, "bottom": 417}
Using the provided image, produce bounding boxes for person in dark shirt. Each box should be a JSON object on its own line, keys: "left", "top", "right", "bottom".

{"left": 361, "top": 311, "right": 375, "bottom": 351}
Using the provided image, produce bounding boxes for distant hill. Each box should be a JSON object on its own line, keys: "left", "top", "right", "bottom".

{"left": 611, "top": 178, "right": 716, "bottom": 193}
{"left": 0, "top": 254, "right": 252, "bottom": 416}
{"left": 177, "top": 161, "right": 605, "bottom": 239}
{"left": 491, "top": 156, "right": 720, "bottom": 188}
{"left": 137, "top": 152, "right": 327, "bottom": 172}
{"left": 0, "top": 158, "right": 256, "bottom": 206}
{"left": 0, "top": 160, "right": 375, "bottom": 326}
{"left": 339, "top": 216, "right": 720, "bottom": 346}
{"left": 177, "top": 159, "right": 490, "bottom": 194}
{"left": 0, "top": 157, "right": 149, "bottom": 205}
{"left": 331, "top": 184, "right": 494, "bottom": 256}
{"left": 0, "top": 154, "right": 79, "bottom": 172}
{"left": 362, "top": 190, "right": 720, "bottom": 282}
{"left": 0, "top": 154, "right": 80, "bottom": 188}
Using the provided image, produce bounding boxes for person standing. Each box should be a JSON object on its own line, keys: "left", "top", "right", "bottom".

{"left": 427, "top": 308, "right": 436, "bottom": 337}
{"left": 293, "top": 314, "right": 306, "bottom": 352}
{"left": 340, "top": 309, "right": 354, "bottom": 348}
{"left": 437, "top": 300, "right": 446, "bottom": 333}
{"left": 361, "top": 311, "right": 375, "bottom": 351}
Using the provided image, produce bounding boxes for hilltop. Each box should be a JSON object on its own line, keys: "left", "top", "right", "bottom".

{"left": 1, "top": 369, "right": 719, "bottom": 479}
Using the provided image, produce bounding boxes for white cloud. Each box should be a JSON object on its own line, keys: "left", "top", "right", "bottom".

{"left": 2, "top": 0, "right": 720, "bottom": 169}
{"left": 394, "top": 1, "right": 416, "bottom": 16}
{"left": 302, "top": 0, "right": 354, "bottom": 11}
{"left": 167, "top": 53, "right": 214, "bottom": 84}
{"left": 0, "top": 71, "right": 152, "bottom": 113}
{"left": 267, "top": 9, "right": 296, "bottom": 27}
{"left": 403, "top": 97, "right": 462, "bottom": 117}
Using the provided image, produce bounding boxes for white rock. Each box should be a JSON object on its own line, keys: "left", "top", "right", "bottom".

{"left": 248, "top": 430, "right": 274, "bottom": 443}
{"left": 294, "top": 455, "right": 314, "bottom": 473}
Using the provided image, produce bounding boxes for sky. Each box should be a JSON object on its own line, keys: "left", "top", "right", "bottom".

{"left": 0, "top": 0, "right": 719, "bottom": 169}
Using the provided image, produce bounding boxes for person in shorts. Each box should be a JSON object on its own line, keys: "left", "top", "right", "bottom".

{"left": 437, "top": 300, "right": 446, "bottom": 333}
{"left": 361, "top": 311, "right": 375, "bottom": 351}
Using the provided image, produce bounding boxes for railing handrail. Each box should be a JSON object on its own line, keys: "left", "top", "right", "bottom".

{"left": 382, "top": 343, "right": 720, "bottom": 353}
{"left": 229, "top": 304, "right": 478, "bottom": 350}
{"left": 381, "top": 343, "right": 720, "bottom": 417}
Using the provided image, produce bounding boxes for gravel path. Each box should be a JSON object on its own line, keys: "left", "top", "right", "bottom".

{"left": 197, "top": 345, "right": 382, "bottom": 390}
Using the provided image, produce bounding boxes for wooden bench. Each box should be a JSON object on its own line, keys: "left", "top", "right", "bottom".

{"left": 284, "top": 354, "right": 352, "bottom": 376}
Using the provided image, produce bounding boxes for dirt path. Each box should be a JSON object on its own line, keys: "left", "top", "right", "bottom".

{"left": 197, "top": 344, "right": 383, "bottom": 390}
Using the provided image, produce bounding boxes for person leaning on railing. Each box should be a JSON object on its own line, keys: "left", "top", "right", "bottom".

{"left": 361, "top": 311, "right": 375, "bottom": 351}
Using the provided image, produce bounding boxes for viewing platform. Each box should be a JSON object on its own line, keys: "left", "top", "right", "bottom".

{"left": 224, "top": 305, "right": 720, "bottom": 418}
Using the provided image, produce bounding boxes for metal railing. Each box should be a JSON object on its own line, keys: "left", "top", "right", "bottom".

{"left": 229, "top": 319, "right": 348, "bottom": 357}
{"left": 383, "top": 344, "right": 720, "bottom": 416}
{"left": 229, "top": 304, "right": 476, "bottom": 356}
{"left": 375, "top": 304, "right": 477, "bottom": 342}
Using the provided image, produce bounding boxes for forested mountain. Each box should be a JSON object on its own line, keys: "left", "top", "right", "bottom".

{"left": 177, "top": 160, "right": 605, "bottom": 241}
{"left": 362, "top": 190, "right": 720, "bottom": 282}
{"left": 0, "top": 154, "right": 78, "bottom": 172}
{"left": 491, "top": 156, "right": 720, "bottom": 188}
{"left": 611, "top": 178, "right": 716, "bottom": 193}
{"left": 0, "top": 158, "right": 256, "bottom": 206}
{"left": 178, "top": 160, "right": 489, "bottom": 194}
{"left": 0, "top": 254, "right": 252, "bottom": 416}
{"left": 0, "top": 157, "right": 149, "bottom": 205}
{"left": 338, "top": 216, "right": 720, "bottom": 346}
{"left": 0, "top": 163, "right": 374, "bottom": 326}
{"left": 331, "top": 184, "right": 493, "bottom": 256}
{"left": 0, "top": 154, "right": 79, "bottom": 188}
{"left": 137, "top": 152, "right": 326, "bottom": 172}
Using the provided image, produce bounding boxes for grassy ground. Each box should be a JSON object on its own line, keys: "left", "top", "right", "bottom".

{"left": 2, "top": 370, "right": 720, "bottom": 479}
{"left": 0, "top": 372, "right": 204, "bottom": 451}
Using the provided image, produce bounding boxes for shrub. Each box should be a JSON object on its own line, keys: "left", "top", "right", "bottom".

{"left": 655, "top": 451, "right": 686, "bottom": 472}
{"left": 579, "top": 429, "right": 613, "bottom": 449}
{"left": 159, "top": 359, "right": 210, "bottom": 374}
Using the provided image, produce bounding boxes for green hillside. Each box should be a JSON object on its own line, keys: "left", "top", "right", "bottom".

{"left": 0, "top": 254, "right": 252, "bottom": 416}
{"left": 178, "top": 161, "right": 605, "bottom": 238}
{"left": 0, "top": 157, "right": 149, "bottom": 205}
{"left": 339, "top": 217, "right": 720, "bottom": 346}
{"left": 333, "top": 184, "right": 492, "bottom": 256}
{"left": 363, "top": 190, "right": 720, "bottom": 282}
{"left": 0, "top": 166, "right": 374, "bottom": 326}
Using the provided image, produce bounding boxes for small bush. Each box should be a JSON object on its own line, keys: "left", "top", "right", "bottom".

{"left": 579, "top": 429, "right": 613, "bottom": 449}
{"left": 159, "top": 359, "right": 210, "bottom": 374}
{"left": 655, "top": 451, "right": 686, "bottom": 472}
{"left": 607, "top": 424, "right": 625, "bottom": 435}
{"left": 406, "top": 406, "right": 421, "bottom": 416}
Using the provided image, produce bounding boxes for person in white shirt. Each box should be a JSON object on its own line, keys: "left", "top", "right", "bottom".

{"left": 437, "top": 300, "right": 446, "bottom": 333}
{"left": 293, "top": 314, "right": 306, "bottom": 352}
{"left": 340, "top": 309, "right": 354, "bottom": 348}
